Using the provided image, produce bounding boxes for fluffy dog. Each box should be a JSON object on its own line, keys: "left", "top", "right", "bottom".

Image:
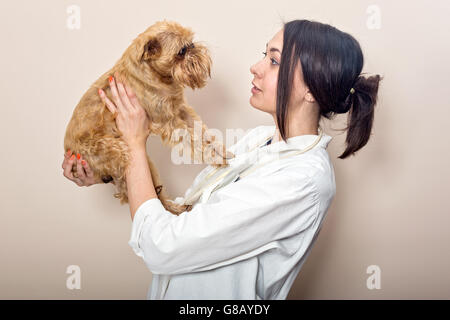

{"left": 64, "top": 20, "right": 234, "bottom": 215}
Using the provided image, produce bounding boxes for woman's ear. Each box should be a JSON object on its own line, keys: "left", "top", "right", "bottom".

{"left": 140, "top": 38, "right": 161, "bottom": 62}
{"left": 305, "top": 91, "right": 316, "bottom": 103}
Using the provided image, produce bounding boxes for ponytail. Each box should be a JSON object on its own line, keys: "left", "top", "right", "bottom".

{"left": 338, "top": 74, "right": 383, "bottom": 159}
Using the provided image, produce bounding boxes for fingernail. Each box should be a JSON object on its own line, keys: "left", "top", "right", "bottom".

{"left": 109, "top": 76, "right": 113, "bottom": 82}
{"left": 98, "top": 88, "right": 103, "bottom": 95}
{"left": 70, "top": 154, "right": 75, "bottom": 160}
{"left": 77, "top": 153, "right": 80, "bottom": 160}
{"left": 66, "top": 149, "right": 71, "bottom": 156}
{"left": 81, "top": 160, "right": 86, "bottom": 166}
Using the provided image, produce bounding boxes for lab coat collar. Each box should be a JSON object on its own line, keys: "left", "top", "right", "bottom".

{"left": 244, "top": 125, "right": 332, "bottom": 155}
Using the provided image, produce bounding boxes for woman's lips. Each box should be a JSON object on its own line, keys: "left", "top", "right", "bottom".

{"left": 251, "top": 86, "right": 261, "bottom": 94}
{"left": 251, "top": 85, "right": 262, "bottom": 94}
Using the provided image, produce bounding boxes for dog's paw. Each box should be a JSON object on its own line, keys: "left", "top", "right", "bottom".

{"left": 162, "top": 200, "right": 191, "bottom": 216}
{"left": 211, "top": 161, "right": 229, "bottom": 169}
{"left": 224, "top": 150, "right": 235, "bottom": 159}
{"left": 101, "top": 175, "right": 114, "bottom": 183}
{"left": 203, "top": 151, "right": 225, "bottom": 167}
{"left": 203, "top": 142, "right": 234, "bottom": 166}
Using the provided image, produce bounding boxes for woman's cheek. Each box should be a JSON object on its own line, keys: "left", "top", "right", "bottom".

{"left": 270, "top": 93, "right": 277, "bottom": 112}
{"left": 269, "top": 81, "right": 278, "bottom": 108}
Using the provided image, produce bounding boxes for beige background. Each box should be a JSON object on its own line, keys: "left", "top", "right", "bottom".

{"left": 1, "top": 0, "right": 449, "bottom": 299}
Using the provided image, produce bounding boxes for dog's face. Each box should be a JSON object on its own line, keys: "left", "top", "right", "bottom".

{"left": 133, "top": 20, "right": 211, "bottom": 89}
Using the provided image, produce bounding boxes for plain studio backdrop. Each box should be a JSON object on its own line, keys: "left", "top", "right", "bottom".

{"left": 0, "top": 0, "right": 449, "bottom": 299}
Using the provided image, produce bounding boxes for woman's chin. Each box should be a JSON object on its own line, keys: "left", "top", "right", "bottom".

{"left": 249, "top": 98, "right": 275, "bottom": 115}
{"left": 250, "top": 96, "right": 264, "bottom": 110}
{"left": 249, "top": 100, "right": 264, "bottom": 112}
{"left": 249, "top": 95, "right": 259, "bottom": 107}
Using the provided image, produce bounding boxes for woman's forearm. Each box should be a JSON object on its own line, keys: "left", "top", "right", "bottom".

{"left": 126, "top": 144, "right": 158, "bottom": 221}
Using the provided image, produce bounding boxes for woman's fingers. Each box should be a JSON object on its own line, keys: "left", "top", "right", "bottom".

{"left": 62, "top": 150, "right": 71, "bottom": 169}
{"left": 99, "top": 88, "right": 117, "bottom": 116}
{"left": 81, "top": 157, "right": 94, "bottom": 178}
{"left": 102, "top": 74, "right": 140, "bottom": 116}
{"left": 73, "top": 176, "right": 84, "bottom": 187}
{"left": 124, "top": 81, "right": 140, "bottom": 111}
{"left": 76, "top": 156, "right": 87, "bottom": 181}
{"left": 63, "top": 154, "right": 84, "bottom": 186}
{"left": 116, "top": 77, "right": 135, "bottom": 111}
{"left": 108, "top": 75, "right": 127, "bottom": 114}
{"left": 63, "top": 154, "right": 76, "bottom": 177}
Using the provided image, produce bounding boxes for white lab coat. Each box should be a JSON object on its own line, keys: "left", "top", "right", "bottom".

{"left": 128, "top": 125, "right": 336, "bottom": 300}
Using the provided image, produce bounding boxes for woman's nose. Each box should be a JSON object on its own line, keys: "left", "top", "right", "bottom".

{"left": 250, "top": 62, "right": 262, "bottom": 78}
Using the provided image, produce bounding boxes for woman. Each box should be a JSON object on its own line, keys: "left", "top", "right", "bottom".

{"left": 62, "top": 19, "right": 381, "bottom": 299}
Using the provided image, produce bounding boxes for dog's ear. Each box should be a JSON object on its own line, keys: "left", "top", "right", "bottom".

{"left": 140, "top": 38, "right": 161, "bottom": 62}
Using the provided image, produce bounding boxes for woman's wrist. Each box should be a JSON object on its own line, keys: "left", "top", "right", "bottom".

{"left": 128, "top": 140, "right": 147, "bottom": 153}
{"left": 125, "top": 141, "right": 157, "bottom": 220}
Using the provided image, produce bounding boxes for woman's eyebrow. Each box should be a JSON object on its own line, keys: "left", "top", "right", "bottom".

{"left": 266, "top": 43, "right": 281, "bottom": 53}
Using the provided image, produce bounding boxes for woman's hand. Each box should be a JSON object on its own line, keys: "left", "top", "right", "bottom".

{"left": 98, "top": 73, "right": 151, "bottom": 149}
{"left": 62, "top": 150, "right": 102, "bottom": 186}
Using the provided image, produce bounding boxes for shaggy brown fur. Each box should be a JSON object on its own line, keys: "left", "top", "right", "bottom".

{"left": 64, "top": 20, "right": 234, "bottom": 215}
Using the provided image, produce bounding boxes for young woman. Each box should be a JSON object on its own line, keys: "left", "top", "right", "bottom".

{"left": 62, "top": 19, "right": 381, "bottom": 299}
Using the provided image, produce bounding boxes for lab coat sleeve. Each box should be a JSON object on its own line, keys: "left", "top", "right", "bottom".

{"left": 128, "top": 171, "right": 320, "bottom": 275}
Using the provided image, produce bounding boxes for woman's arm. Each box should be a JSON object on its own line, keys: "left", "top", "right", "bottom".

{"left": 129, "top": 171, "right": 320, "bottom": 275}
{"left": 98, "top": 74, "right": 156, "bottom": 220}
{"left": 126, "top": 145, "right": 158, "bottom": 220}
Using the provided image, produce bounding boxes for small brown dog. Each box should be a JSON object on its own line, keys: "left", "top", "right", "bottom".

{"left": 64, "top": 20, "right": 234, "bottom": 215}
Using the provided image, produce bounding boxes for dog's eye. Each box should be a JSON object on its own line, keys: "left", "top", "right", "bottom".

{"left": 178, "top": 46, "right": 187, "bottom": 56}
{"left": 177, "top": 43, "right": 194, "bottom": 57}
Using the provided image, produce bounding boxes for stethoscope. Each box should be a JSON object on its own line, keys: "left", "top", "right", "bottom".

{"left": 182, "top": 126, "right": 324, "bottom": 206}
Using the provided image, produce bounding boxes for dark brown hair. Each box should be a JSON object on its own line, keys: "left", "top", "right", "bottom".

{"left": 277, "top": 19, "right": 383, "bottom": 159}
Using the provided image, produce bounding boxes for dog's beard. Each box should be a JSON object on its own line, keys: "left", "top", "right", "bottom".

{"left": 172, "top": 49, "right": 211, "bottom": 89}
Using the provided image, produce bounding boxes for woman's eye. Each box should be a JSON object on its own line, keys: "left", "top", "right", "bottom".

{"left": 262, "top": 51, "right": 278, "bottom": 65}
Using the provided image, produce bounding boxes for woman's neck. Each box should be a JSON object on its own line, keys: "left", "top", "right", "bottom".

{"left": 271, "top": 102, "right": 320, "bottom": 142}
{"left": 272, "top": 124, "right": 319, "bottom": 143}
